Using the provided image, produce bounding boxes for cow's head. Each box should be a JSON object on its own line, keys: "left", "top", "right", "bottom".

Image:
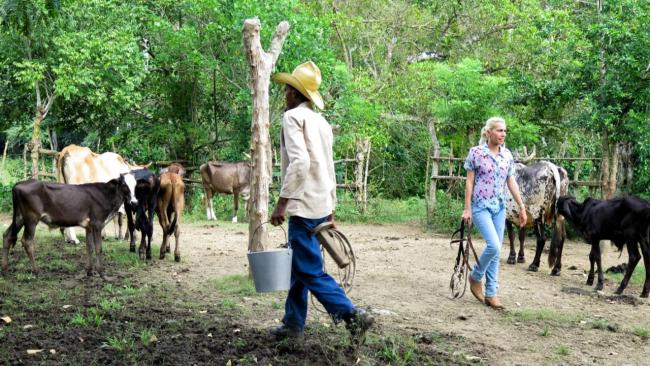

{"left": 120, "top": 173, "right": 138, "bottom": 206}
{"left": 557, "top": 195, "right": 583, "bottom": 223}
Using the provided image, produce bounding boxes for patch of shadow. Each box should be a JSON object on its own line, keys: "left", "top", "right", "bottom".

{"left": 560, "top": 286, "right": 594, "bottom": 297}
{"left": 604, "top": 294, "right": 641, "bottom": 306}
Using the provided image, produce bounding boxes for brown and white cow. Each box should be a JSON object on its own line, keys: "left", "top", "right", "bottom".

{"left": 199, "top": 161, "right": 250, "bottom": 222}
{"left": 2, "top": 174, "right": 137, "bottom": 278}
{"left": 56, "top": 144, "right": 144, "bottom": 244}
{"left": 157, "top": 171, "right": 185, "bottom": 262}
{"left": 505, "top": 161, "right": 569, "bottom": 275}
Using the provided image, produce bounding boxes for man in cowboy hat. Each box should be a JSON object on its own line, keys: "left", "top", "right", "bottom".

{"left": 270, "top": 61, "right": 373, "bottom": 343}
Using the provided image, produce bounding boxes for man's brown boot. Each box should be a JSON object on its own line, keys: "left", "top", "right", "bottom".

{"left": 468, "top": 276, "right": 484, "bottom": 303}
{"left": 485, "top": 296, "right": 505, "bottom": 310}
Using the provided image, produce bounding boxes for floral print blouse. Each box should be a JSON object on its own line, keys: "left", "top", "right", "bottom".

{"left": 463, "top": 144, "right": 515, "bottom": 211}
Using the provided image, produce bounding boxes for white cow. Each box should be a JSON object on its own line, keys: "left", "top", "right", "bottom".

{"left": 56, "top": 144, "right": 143, "bottom": 244}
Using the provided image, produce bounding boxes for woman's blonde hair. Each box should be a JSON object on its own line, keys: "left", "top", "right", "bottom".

{"left": 479, "top": 117, "right": 506, "bottom": 145}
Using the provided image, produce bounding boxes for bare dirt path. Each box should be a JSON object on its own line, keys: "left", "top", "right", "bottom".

{"left": 139, "top": 220, "right": 650, "bottom": 366}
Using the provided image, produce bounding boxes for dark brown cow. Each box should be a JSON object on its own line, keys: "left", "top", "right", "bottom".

{"left": 200, "top": 161, "right": 250, "bottom": 223}
{"left": 2, "top": 174, "right": 137, "bottom": 277}
{"left": 157, "top": 172, "right": 185, "bottom": 262}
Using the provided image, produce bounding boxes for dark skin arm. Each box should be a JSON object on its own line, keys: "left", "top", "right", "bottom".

{"left": 271, "top": 197, "right": 336, "bottom": 227}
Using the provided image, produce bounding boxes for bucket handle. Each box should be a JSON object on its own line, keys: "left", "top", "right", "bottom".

{"left": 251, "top": 221, "right": 289, "bottom": 251}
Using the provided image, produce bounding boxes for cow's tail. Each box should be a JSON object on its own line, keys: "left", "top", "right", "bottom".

{"left": 549, "top": 162, "right": 562, "bottom": 216}
{"left": 548, "top": 162, "right": 564, "bottom": 268}
{"left": 166, "top": 180, "right": 184, "bottom": 236}
{"left": 56, "top": 150, "right": 67, "bottom": 183}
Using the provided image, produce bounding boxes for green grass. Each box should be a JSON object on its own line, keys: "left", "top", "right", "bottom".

{"left": 213, "top": 274, "right": 257, "bottom": 297}
{"left": 376, "top": 336, "right": 417, "bottom": 366}
{"left": 588, "top": 319, "right": 609, "bottom": 330}
{"left": 219, "top": 298, "right": 239, "bottom": 310}
{"left": 557, "top": 345, "right": 570, "bottom": 355}
{"left": 106, "top": 335, "right": 134, "bottom": 352}
{"left": 139, "top": 329, "right": 156, "bottom": 346}
{"left": 70, "top": 312, "right": 88, "bottom": 327}
{"left": 88, "top": 307, "right": 104, "bottom": 327}
{"left": 538, "top": 326, "right": 550, "bottom": 337}
{"left": 633, "top": 327, "right": 650, "bottom": 339}
{"left": 43, "top": 258, "right": 79, "bottom": 272}
{"left": 607, "top": 266, "right": 646, "bottom": 286}
{"left": 99, "top": 298, "right": 123, "bottom": 312}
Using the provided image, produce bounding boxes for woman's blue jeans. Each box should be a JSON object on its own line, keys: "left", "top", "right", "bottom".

{"left": 283, "top": 216, "right": 355, "bottom": 331}
{"left": 470, "top": 204, "right": 506, "bottom": 298}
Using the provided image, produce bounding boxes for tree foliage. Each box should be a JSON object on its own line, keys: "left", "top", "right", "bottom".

{"left": 0, "top": 0, "right": 648, "bottom": 198}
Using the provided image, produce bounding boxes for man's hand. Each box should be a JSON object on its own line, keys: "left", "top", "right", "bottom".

{"left": 271, "top": 197, "right": 289, "bottom": 226}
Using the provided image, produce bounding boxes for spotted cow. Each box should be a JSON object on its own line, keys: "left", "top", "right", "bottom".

{"left": 505, "top": 161, "right": 569, "bottom": 275}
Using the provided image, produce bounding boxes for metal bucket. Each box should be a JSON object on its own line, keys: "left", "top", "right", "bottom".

{"left": 247, "top": 248, "right": 292, "bottom": 292}
{"left": 248, "top": 223, "right": 292, "bottom": 292}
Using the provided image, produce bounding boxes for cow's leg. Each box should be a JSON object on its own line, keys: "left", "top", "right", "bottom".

{"left": 586, "top": 241, "right": 597, "bottom": 286}
{"left": 85, "top": 228, "right": 94, "bottom": 276}
{"left": 173, "top": 215, "right": 181, "bottom": 262}
{"left": 506, "top": 220, "right": 516, "bottom": 264}
{"left": 92, "top": 226, "right": 105, "bottom": 278}
{"left": 615, "top": 241, "right": 640, "bottom": 295}
{"left": 528, "top": 220, "right": 545, "bottom": 272}
{"left": 550, "top": 220, "right": 566, "bottom": 276}
{"left": 517, "top": 226, "right": 526, "bottom": 263}
{"left": 145, "top": 203, "right": 154, "bottom": 260}
{"left": 640, "top": 239, "right": 650, "bottom": 298}
{"left": 205, "top": 189, "right": 215, "bottom": 220}
{"left": 2, "top": 218, "right": 22, "bottom": 274}
{"left": 595, "top": 242, "right": 604, "bottom": 291}
{"left": 117, "top": 211, "right": 124, "bottom": 241}
{"left": 21, "top": 222, "right": 38, "bottom": 274}
{"left": 232, "top": 192, "right": 239, "bottom": 223}
{"left": 125, "top": 204, "right": 136, "bottom": 253}
{"left": 64, "top": 227, "right": 81, "bottom": 245}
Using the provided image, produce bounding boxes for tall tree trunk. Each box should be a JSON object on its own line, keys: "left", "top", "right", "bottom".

{"left": 428, "top": 119, "right": 441, "bottom": 218}
{"left": 30, "top": 109, "right": 44, "bottom": 179}
{"left": 29, "top": 80, "right": 55, "bottom": 180}
{"left": 243, "top": 18, "right": 290, "bottom": 253}
{"left": 355, "top": 137, "right": 370, "bottom": 212}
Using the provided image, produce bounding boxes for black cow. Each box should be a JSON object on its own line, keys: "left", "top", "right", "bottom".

{"left": 125, "top": 169, "right": 160, "bottom": 260}
{"left": 505, "top": 161, "right": 568, "bottom": 274}
{"left": 554, "top": 195, "right": 650, "bottom": 297}
{"left": 2, "top": 175, "right": 137, "bottom": 277}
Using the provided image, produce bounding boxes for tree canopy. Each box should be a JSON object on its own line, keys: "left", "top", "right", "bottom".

{"left": 1, "top": 0, "right": 648, "bottom": 198}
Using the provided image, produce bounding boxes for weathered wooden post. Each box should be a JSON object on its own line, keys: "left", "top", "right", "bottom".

{"left": 354, "top": 137, "right": 370, "bottom": 212}
{"left": 427, "top": 118, "right": 440, "bottom": 216}
{"left": 243, "top": 18, "right": 290, "bottom": 253}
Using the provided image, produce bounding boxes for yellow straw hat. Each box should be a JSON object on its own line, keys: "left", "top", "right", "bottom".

{"left": 272, "top": 61, "right": 325, "bottom": 110}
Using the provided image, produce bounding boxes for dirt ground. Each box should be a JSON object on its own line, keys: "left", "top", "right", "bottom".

{"left": 2, "top": 218, "right": 649, "bottom": 365}
{"left": 157, "top": 220, "right": 650, "bottom": 366}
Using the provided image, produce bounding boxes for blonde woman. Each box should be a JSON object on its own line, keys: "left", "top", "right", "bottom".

{"left": 461, "top": 117, "right": 527, "bottom": 309}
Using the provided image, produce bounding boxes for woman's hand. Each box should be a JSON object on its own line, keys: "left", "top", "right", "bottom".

{"left": 518, "top": 207, "right": 527, "bottom": 228}
{"left": 462, "top": 208, "right": 472, "bottom": 226}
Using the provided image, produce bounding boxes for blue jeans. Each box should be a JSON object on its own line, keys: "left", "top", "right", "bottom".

{"left": 470, "top": 204, "right": 506, "bottom": 297}
{"left": 283, "top": 216, "right": 355, "bottom": 330}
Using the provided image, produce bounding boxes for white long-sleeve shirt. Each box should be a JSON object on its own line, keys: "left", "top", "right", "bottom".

{"left": 280, "top": 102, "right": 337, "bottom": 219}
